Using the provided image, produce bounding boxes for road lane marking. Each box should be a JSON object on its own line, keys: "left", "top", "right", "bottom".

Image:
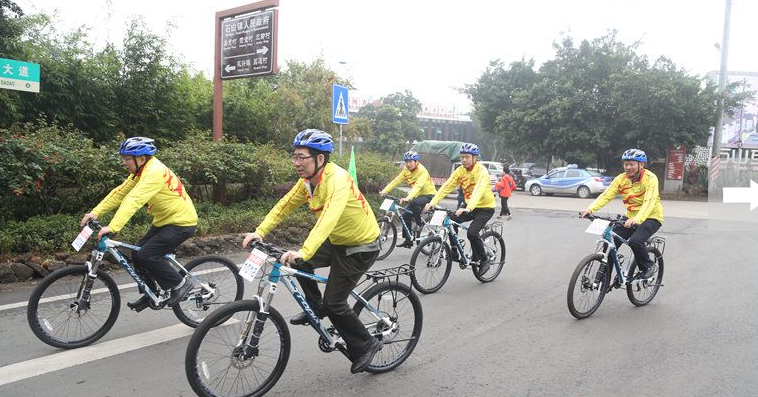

{"left": 0, "top": 267, "right": 236, "bottom": 313}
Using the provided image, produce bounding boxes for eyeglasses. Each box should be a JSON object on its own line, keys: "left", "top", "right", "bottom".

{"left": 291, "top": 154, "right": 314, "bottom": 163}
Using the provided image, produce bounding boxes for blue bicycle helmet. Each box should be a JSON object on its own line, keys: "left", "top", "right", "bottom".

{"left": 293, "top": 129, "right": 334, "bottom": 153}
{"left": 621, "top": 148, "right": 647, "bottom": 163}
{"left": 403, "top": 150, "right": 420, "bottom": 161}
{"left": 119, "top": 137, "right": 157, "bottom": 156}
{"left": 460, "top": 143, "right": 480, "bottom": 156}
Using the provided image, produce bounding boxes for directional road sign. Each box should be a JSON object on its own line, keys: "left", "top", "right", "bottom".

{"left": 0, "top": 58, "right": 40, "bottom": 93}
{"left": 221, "top": 9, "right": 277, "bottom": 79}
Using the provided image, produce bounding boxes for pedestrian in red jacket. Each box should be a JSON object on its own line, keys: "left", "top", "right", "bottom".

{"left": 494, "top": 169, "right": 516, "bottom": 220}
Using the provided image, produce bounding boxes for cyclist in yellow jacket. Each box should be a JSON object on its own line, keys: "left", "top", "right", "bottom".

{"left": 79, "top": 137, "right": 198, "bottom": 310}
{"left": 242, "top": 129, "right": 382, "bottom": 374}
{"left": 424, "top": 143, "right": 495, "bottom": 275}
{"left": 380, "top": 150, "right": 437, "bottom": 248}
{"left": 581, "top": 149, "right": 664, "bottom": 281}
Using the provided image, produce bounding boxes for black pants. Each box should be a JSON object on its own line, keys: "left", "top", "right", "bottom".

{"left": 292, "top": 240, "right": 378, "bottom": 360}
{"left": 133, "top": 225, "right": 196, "bottom": 290}
{"left": 612, "top": 219, "right": 661, "bottom": 271}
{"left": 449, "top": 208, "right": 495, "bottom": 262}
{"left": 499, "top": 196, "right": 511, "bottom": 216}
{"left": 401, "top": 194, "right": 433, "bottom": 239}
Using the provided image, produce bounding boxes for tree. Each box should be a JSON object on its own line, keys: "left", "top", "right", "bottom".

{"left": 361, "top": 90, "right": 422, "bottom": 159}
{"left": 467, "top": 32, "right": 753, "bottom": 171}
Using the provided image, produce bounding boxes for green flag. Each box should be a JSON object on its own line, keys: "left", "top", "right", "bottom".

{"left": 348, "top": 146, "right": 358, "bottom": 185}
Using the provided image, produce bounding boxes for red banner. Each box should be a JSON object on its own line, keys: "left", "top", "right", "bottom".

{"left": 665, "top": 145, "right": 686, "bottom": 180}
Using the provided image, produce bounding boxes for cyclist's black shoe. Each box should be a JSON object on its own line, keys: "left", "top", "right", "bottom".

{"left": 350, "top": 337, "right": 383, "bottom": 374}
{"left": 290, "top": 310, "right": 325, "bottom": 325}
{"left": 477, "top": 257, "right": 491, "bottom": 275}
{"left": 127, "top": 295, "right": 149, "bottom": 312}
{"left": 638, "top": 266, "right": 654, "bottom": 280}
{"left": 398, "top": 239, "right": 414, "bottom": 248}
{"left": 166, "top": 279, "right": 194, "bottom": 307}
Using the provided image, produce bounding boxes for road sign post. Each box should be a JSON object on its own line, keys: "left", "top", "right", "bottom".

{"left": 0, "top": 58, "right": 40, "bottom": 93}
{"left": 213, "top": 0, "right": 279, "bottom": 141}
{"left": 333, "top": 84, "right": 349, "bottom": 157}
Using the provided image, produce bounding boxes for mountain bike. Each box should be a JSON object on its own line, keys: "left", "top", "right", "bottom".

{"left": 567, "top": 214, "right": 665, "bottom": 319}
{"left": 185, "top": 241, "right": 423, "bottom": 397}
{"left": 409, "top": 207, "right": 505, "bottom": 293}
{"left": 376, "top": 194, "right": 433, "bottom": 260}
{"left": 27, "top": 220, "right": 244, "bottom": 349}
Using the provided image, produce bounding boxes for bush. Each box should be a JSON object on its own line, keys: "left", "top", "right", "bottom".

{"left": 0, "top": 121, "right": 124, "bottom": 222}
{"left": 332, "top": 150, "right": 398, "bottom": 194}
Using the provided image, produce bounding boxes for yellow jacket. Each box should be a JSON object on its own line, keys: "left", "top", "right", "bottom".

{"left": 255, "top": 162, "right": 380, "bottom": 260}
{"left": 380, "top": 163, "right": 437, "bottom": 198}
{"left": 431, "top": 162, "right": 495, "bottom": 209}
{"left": 588, "top": 169, "right": 664, "bottom": 224}
{"left": 92, "top": 157, "right": 198, "bottom": 233}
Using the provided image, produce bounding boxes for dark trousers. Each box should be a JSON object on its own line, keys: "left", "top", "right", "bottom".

{"left": 449, "top": 208, "right": 495, "bottom": 262}
{"left": 499, "top": 196, "right": 511, "bottom": 216}
{"left": 612, "top": 219, "right": 661, "bottom": 271}
{"left": 133, "top": 225, "right": 196, "bottom": 290}
{"left": 292, "top": 240, "right": 378, "bottom": 359}
{"left": 401, "top": 194, "right": 433, "bottom": 239}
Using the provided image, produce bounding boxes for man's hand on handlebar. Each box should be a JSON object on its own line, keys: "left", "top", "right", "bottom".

{"left": 279, "top": 250, "right": 302, "bottom": 266}
{"left": 242, "top": 232, "right": 263, "bottom": 248}
{"left": 80, "top": 212, "right": 98, "bottom": 227}
{"left": 579, "top": 210, "right": 592, "bottom": 218}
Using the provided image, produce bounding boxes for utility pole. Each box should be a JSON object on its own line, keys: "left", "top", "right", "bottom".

{"left": 712, "top": 0, "right": 732, "bottom": 159}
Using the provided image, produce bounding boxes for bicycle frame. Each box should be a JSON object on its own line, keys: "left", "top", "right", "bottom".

{"left": 383, "top": 198, "right": 428, "bottom": 242}
{"left": 595, "top": 224, "right": 632, "bottom": 286}
{"left": 82, "top": 236, "right": 214, "bottom": 306}
{"left": 245, "top": 259, "right": 395, "bottom": 353}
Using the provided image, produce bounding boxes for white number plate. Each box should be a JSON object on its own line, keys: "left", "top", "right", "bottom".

{"left": 239, "top": 248, "right": 267, "bottom": 282}
{"left": 71, "top": 226, "right": 93, "bottom": 252}
{"left": 585, "top": 219, "right": 610, "bottom": 235}
{"left": 429, "top": 210, "right": 447, "bottom": 226}
{"left": 379, "top": 198, "right": 393, "bottom": 211}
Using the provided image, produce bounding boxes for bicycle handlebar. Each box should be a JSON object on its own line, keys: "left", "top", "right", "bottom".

{"left": 251, "top": 241, "right": 304, "bottom": 265}
{"left": 581, "top": 213, "right": 628, "bottom": 224}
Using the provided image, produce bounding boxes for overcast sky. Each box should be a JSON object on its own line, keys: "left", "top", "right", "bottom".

{"left": 15, "top": 0, "right": 758, "bottom": 111}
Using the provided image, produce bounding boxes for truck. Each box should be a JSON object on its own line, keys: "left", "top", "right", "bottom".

{"left": 411, "top": 140, "right": 503, "bottom": 188}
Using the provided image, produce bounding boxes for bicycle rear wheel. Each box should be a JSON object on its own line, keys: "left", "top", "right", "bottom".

{"left": 473, "top": 231, "right": 506, "bottom": 282}
{"left": 567, "top": 253, "right": 608, "bottom": 319}
{"left": 626, "top": 247, "right": 664, "bottom": 306}
{"left": 353, "top": 281, "right": 423, "bottom": 374}
{"left": 377, "top": 218, "right": 397, "bottom": 260}
{"left": 409, "top": 235, "right": 452, "bottom": 294}
{"left": 27, "top": 265, "right": 120, "bottom": 348}
{"left": 173, "top": 255, "right": 244, "bottom": 328}
{"left": 185, "top": 300, "right": 290, "bottom": 397}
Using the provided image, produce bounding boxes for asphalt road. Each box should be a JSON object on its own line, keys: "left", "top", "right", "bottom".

{"left": 0, "top": 195, "right": 755, "bottom": 397}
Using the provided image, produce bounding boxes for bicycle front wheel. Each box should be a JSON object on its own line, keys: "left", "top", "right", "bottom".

{"left": 185, "top": 300, "right": 291, "bottom": 397}
{"left": 377, "top": 218, "right": 397, "bottom": 260}
{"left": 27, "top": 265, "right": 121, "bottom": 348}
{"left": 473, "top": 231, "right": 506, "bottom": 282}
{"left": 409, "top": 235, "right": 452, "bottom": 294}
{"left": 173, "top": 255, "right": 244, "bottom": 328}
{"left": 567, "top": 253, "right": 608, "bottom": 319}
{"left": 353, "top": 281, "right": 423, "bottom": 374}
{"left": 626, "top": 247, "right": 664, "bottom": 306}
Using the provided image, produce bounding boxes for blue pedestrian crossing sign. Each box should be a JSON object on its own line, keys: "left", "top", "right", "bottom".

{"left": 332, "top": 84, "right": 349, "bottom": 124}
{"left": 0, "top": 58, "right": 40, "bottom": 93}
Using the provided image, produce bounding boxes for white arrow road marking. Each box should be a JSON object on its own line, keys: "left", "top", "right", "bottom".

{"left": 723, "top": 180, "right": 758, "bottom": 210}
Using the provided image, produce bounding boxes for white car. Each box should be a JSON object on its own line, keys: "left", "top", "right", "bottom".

{"left": 525, "top": 164, "right": 613, "bottom": 198}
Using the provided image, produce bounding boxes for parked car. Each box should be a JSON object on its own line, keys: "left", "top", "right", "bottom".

{"left": 525, "top": 164, "right": 613, "bottom": 198}
{"left": 509, "top": 162, "right": 547, "bottom": 179}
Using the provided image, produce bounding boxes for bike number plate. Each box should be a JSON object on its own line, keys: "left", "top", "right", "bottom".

{"left": 379, "top": 198, "right": 393, "bottom": 211}
{"left": 239, "top": 248, "right": 267, "bottom": 282}
{"left": 585, "top": 219, "right": 610, "bottom": 235}
{"left": 71, "top": 226, "right": 93, "bottom": 252}
{"left": 429, "top": 210, "right": 447, "bottom": 226}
